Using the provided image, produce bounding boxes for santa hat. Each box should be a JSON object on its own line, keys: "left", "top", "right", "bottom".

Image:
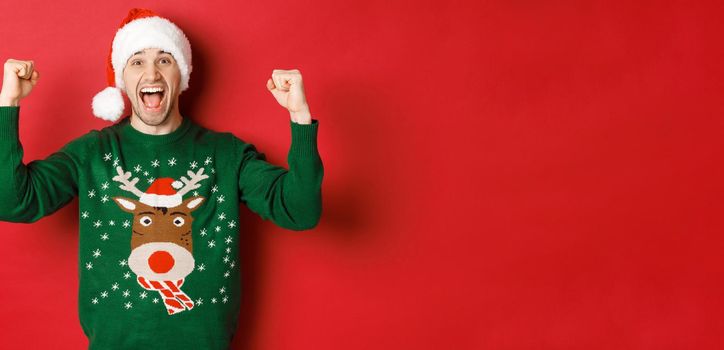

{"left": 140, "top": 177, "right": 185, "bottom": 208}
{"left": 92, "top": 8, "right": 192, "bottom": 121}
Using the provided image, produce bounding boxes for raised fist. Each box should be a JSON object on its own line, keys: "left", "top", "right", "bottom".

{"left": 0, "top": 59, "right": 40, "bottom": 106}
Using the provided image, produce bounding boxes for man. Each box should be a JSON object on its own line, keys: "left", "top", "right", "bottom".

{"left": 0, "top": 8, "right": 323, "bottom": 350}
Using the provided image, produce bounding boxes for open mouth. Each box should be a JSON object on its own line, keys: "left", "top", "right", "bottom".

{"left": 139, "top": 86, "right": 166, "bottom": 113}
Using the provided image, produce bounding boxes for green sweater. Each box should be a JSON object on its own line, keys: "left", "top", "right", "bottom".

{"left": 0, "top": 106, "right": 323, "bottom": 349}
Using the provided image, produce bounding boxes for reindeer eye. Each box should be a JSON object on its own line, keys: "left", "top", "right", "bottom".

{"left": 173, "top": 217, "right": 185, "bottom": 227}
{"left": 139, "top": 216, "right": 153, "bottom": 226}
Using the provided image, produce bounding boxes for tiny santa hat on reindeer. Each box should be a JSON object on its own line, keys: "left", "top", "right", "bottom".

{"left": 91, "top": 8, "right": 192, "bottom": 121}
{"left": 140, "top": 178, "right": 184, "bottom": 208}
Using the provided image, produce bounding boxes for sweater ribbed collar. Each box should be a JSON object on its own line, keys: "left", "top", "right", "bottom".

{"left": 119, "top": 115, "right": 192, "bottom": 145}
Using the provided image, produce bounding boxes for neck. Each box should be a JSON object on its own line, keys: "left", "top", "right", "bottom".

{"left": 129, "top": 107, "right": 183, "bottom": 135}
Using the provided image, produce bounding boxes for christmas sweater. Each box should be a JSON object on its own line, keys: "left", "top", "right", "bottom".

{"left": 0, "top": 106, "right": 323, "bottom": 349}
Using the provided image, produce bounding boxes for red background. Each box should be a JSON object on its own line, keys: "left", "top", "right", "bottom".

{"left": 1, "top": 0, "right": 723, "bottom": 348}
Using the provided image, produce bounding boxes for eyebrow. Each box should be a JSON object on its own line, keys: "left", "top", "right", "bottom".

{"left": 132, "top": 50, "right": 171, "bottom": 56}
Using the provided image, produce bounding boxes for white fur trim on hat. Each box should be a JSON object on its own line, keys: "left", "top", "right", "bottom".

{"left": 139, "top": 193, "right": 183, "bottom": 208}
{"left": 112, "top": 16, "right": 192, "bottom": 93}
{"left": 92, "top": 86, "right": 125, "bottom": 121}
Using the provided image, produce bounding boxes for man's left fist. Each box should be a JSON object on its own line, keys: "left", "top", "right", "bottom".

{"left": 267, "top": 69, "right": 311, "bottom": 124}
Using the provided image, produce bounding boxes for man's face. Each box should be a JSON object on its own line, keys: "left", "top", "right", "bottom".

{"left": 122, "top": 48, "right": 181, "bottom": 126}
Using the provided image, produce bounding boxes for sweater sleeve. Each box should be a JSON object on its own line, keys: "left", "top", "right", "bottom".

{"left": 236, "top": 119, "right": 324, "bottom": 231}
{"left": 0, "top": 106, "right": 84, "bottom": 223}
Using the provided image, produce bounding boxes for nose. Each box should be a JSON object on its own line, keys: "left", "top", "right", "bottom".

{"left": 143, "top": 63, "right": 161, "bottom": 80}
{"left": 148, "top": 250, "right": 175, "bottom": 273}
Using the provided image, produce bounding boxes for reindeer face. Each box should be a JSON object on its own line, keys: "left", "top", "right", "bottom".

{"left": 113, "top": 196, "right": 205, "bottom": 251}
{"left": 111, "top": 166, "right": 209, "bottom": 280}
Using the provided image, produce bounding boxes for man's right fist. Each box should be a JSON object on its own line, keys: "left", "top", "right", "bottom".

{"left": 0, "top": 59, "right": 40, "bottom": 107}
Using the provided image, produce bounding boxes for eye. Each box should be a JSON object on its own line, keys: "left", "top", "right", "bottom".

{"left": 160, "top": 57, "right": 172, "bottom": 64}
{"left": 131, "top": 60, "right": 141, "bottom": 66}
{"left": 139, "top": 216, "right": 152, "bottom": 226}
{"left": 173, "top": 217, "right": 185, "bottom": 227}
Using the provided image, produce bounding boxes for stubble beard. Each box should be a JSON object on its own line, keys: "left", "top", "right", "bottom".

{"left": 131, "top": 97, "right": 175, "bottom": 127}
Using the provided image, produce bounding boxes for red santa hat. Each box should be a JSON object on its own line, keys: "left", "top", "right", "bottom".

{"left": 140, "top": 177, "right": 185, "bottom": 208}
{"left": 92, "top": 8, "right": 192, "bottom": 121}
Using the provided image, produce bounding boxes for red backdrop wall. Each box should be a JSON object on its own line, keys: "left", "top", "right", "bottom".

{"left": 1, "top": 0, "right": 722, "bottom": 348}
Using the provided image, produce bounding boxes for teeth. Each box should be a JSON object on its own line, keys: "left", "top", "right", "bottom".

{"left": 140, "top": 87, "right": 164, "bottom": 93}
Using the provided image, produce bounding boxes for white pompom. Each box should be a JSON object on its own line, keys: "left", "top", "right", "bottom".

{"left": 92, "top": 87, "right": 125, "bottom": 121}
{"left": 172, "top": 181, "right": 183, "bottom": 189}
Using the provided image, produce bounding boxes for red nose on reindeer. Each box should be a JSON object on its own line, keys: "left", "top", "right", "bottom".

{"left": 148, "top": 250, "right": 175, "bottom": 273}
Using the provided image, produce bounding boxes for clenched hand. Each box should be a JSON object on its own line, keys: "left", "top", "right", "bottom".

{"left": 267, "top": 69, "right": 312, "bottom": 124}
{"left": 0, "top": 59, "right": 40, "bottom": 107}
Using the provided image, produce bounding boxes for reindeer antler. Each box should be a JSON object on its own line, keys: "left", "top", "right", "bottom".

{"left": 176, "top": 168, "right": 210, "bottom": 197}
{"left": 112, "top": 166, "right": 146, "bottom": 198}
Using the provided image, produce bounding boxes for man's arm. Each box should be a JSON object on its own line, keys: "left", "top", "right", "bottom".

{"left": 0, "top": 106, "right": 82, "bottom": 223}
{"left": 236, "top": 119, "right": 323, "bottom": 230}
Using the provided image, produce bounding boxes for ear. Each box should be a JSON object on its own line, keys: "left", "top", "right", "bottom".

{"left": 182, "top": 196, "right": 205, "bottom": 212}
{"left": 113, "top": 197, "right": 140, "bottom": 213}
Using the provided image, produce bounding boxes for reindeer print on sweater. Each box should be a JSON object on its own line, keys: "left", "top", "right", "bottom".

{"left": 81, "top": 153, "right": 238, "bottom": 317}
{"left": 112, "top": 166, "right": 208, "bottom": 315}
